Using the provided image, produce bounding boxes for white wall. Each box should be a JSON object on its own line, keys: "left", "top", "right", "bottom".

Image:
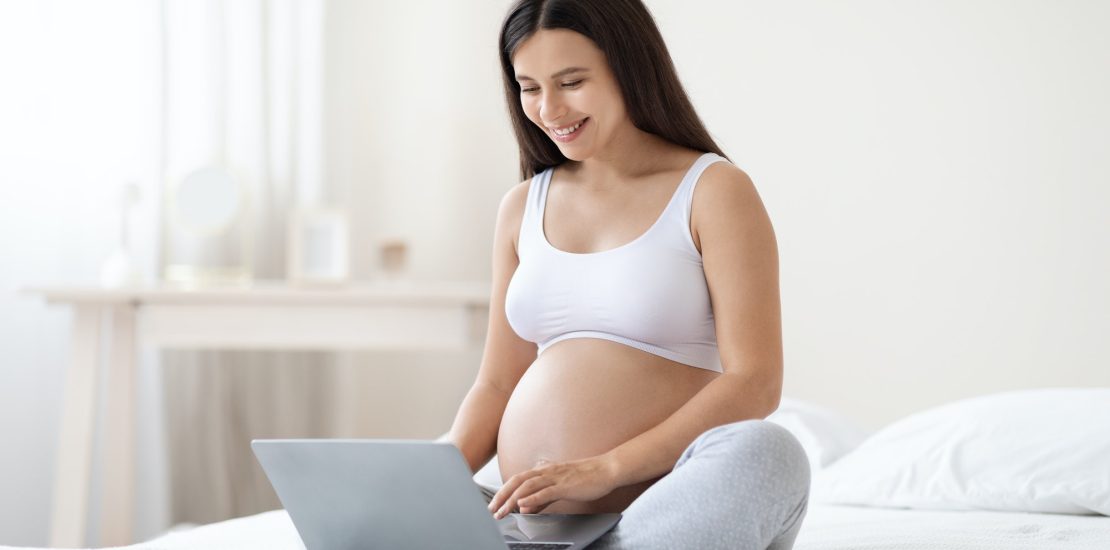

{"left": 646, "top": 0, "right": 1110, "bottom": 428}
{"left": 324, "top": 0, "right": 517, "bottom": 282}
{"left": 2, "top": 0, "right": 1108, "bottom": 546}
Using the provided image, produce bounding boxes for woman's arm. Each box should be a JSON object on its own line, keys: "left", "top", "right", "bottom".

{"left": 488, "top": 163, "right": 782, "bottom": 517}
{"left": 445, "top": 382, "right": 513, "bottom": 473}
{"left": 603, "top": 372, "right": 777, "bottom": 487}
{"left": 604, "top": 162, "right": 783, "bottom": 485}
{"left": 445, "top": 179, "right": 538, "bottom": 473}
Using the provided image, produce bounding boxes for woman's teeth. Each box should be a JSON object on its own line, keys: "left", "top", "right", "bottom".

{"left": 553, "top": 119, "right": 585, "bottom": 136}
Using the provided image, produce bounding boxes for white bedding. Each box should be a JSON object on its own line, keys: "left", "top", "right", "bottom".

{"left": 793, "top": 504, "right": 1110, "bottom": 550}
{"left": 12, "top": 503, "right": 1106, "bottom": 550}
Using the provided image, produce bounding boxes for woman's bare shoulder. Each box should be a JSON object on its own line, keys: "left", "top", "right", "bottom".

{"left": 700, "top": 160, "right": 753, "bottom": 189}
{"left": 496, "top": 176, "right": 535, "bottom": 253}
{"left": 499, "top": 176, "right": 532, "bottom": 218}
{"left": 690, "top": 161, "right": 767, "bottom": 253}
{"left": 695, "top": 161, "right": 761, "bottom": 219}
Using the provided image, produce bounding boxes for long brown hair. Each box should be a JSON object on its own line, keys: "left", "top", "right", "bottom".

{"left": 499, "top": 0, "right": 729, "bottom": 180}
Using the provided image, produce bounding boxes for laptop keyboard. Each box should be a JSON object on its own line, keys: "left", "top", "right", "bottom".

{"left": 506, "top": 543, "right": 574, "bottom": 549}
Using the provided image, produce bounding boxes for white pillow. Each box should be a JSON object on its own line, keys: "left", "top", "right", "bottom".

{"left": 812, "top": 387, "right": 1110, "bottom": 516}
{"left": 765, "top": 396, "right": 871, "bottom": 474}
{"left": 474, "top": 454, "right": 503, "bottom": 488}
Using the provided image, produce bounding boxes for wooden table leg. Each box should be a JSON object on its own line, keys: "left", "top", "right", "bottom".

{"left": 100, "top": 305, "right": 137, "bottom": 546}
{"left": 50, "top": 305, "right": 103, "bottom": 548}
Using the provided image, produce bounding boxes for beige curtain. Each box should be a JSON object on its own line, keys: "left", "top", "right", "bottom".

{"left": 155, "top": 0, "right": 486, "bottom": 527}
{"left": 162, "top": 351, "right": 337, "bottom": 524}
{"left": 162, "top": 349, "right": 481, "bottom": 525}
{"left": 158, "top": 0, "right": 333, "bottom": 525}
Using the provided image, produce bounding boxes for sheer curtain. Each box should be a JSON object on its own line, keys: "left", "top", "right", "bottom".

{"left": 0, "top": 1, "right": 163, "bottom": 546}
{"left": 156, "top": 0, "right": 336, "bottom": 529}
{"left": 2, "top": 1, "right": 482, "bottom": 544}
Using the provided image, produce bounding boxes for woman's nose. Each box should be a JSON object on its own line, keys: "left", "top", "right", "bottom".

{"left": 540, "top": 92, "right": 566, "bottom": 123}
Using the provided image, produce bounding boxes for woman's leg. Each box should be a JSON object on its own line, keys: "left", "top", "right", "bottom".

{"left": 589, "top": 419, "right": 811, "bottom": 550}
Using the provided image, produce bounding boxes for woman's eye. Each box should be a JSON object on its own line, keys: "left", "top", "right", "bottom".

{"left": 521, "top": 80, "right": 582, "bottom": 94}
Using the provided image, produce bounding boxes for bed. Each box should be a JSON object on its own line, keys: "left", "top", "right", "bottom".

{"left": 794, "top": 504, "right": 1110, "bottom": 549}
{"left": 51, "top": 501, "right": 1110, "bottom": 549}
{"left": 12, "top": 387, "right": 1109, "bottom": 549}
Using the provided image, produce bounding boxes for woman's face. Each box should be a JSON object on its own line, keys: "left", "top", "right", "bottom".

{"left": 512, "top": 28, "right": 628, "bottom": 161}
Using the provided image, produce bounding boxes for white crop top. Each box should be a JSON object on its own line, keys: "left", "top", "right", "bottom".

{"left": 504, "top": 152, "right": 726, "bottom": 373}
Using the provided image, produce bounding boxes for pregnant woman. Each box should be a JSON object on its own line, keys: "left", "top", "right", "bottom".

{"left": 445, "top": 1, "right": 810, "bottom": 548}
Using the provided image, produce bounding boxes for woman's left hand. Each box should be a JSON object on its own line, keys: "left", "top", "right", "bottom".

{"left": 488, "top": 455, "right": 620, "bottom": 518}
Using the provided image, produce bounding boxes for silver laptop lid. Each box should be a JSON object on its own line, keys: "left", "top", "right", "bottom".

{"left": 253, "top": 439, "right": 507, "bottom": 550}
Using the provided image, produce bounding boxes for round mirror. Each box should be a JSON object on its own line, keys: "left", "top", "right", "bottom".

{"left": 170, "top": 165, "right": 243, "bottom": 234}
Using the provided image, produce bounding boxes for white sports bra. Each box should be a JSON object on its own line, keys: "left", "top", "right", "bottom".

{"left": 504, "top": 152, "right": 727, "bottom": 373}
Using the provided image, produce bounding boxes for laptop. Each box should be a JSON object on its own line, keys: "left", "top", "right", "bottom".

{"left": 252, "top": 439, "right": 621, "bottom": 549}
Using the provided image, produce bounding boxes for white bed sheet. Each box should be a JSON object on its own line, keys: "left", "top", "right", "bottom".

{"left": 794, "top": 504, "right": 1110, "bottom": 550}
{"left": 8, "top": 504, "right": 1110, "bottom": 549}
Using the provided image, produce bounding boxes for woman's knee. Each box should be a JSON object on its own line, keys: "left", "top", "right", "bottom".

{"left": 682, "top": 420, "right": 811, "bottom": 487}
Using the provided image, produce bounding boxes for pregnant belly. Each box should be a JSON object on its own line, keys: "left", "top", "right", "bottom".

{"left": 496, "top": 338, "right": 718, "bottom": 514}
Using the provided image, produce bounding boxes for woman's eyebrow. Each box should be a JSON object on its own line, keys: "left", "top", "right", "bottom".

{"left": 515, "top": 67, "right": 589, "bottom": 82}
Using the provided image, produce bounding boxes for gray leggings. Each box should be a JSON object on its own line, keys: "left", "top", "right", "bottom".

{"left": 482, "top": 419, "right": 811, "bottom": 550}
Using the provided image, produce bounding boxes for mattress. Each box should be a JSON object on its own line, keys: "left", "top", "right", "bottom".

{"left": 794, "top": 504, "right": 1110, "bottom": 550}
{"left": 50, "top": 503, "right": 1110, "bottom": 549}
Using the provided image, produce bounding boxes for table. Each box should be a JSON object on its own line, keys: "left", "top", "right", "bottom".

{"left": 24, "top": 281, "right": 490, "bottom": 548}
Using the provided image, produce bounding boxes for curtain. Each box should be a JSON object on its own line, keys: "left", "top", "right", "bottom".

{"left": 0, "top": 1, "right": 164, "bottom": 545}
{"left": 157, "top": 0, "right": 333, "bottom": 526}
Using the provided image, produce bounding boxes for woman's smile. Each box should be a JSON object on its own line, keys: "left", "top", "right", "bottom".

{"left": 549, "top": 117, "right": 590, "bottom": 143}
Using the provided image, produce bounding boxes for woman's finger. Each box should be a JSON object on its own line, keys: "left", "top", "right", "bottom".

{"left": 488, "top": 470, "right": 540, "bottom": 513}
{"left": 519, "top": 486, "right": 560, "bottom": 511}
{"left": 497, "top": 476, "right": 554, "bottom": 519}
{"left": 496, "top": 476, "right": 545, "bottom": 518}
{"left": 517, "top": 495, "right": 555, "bottom": 515}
